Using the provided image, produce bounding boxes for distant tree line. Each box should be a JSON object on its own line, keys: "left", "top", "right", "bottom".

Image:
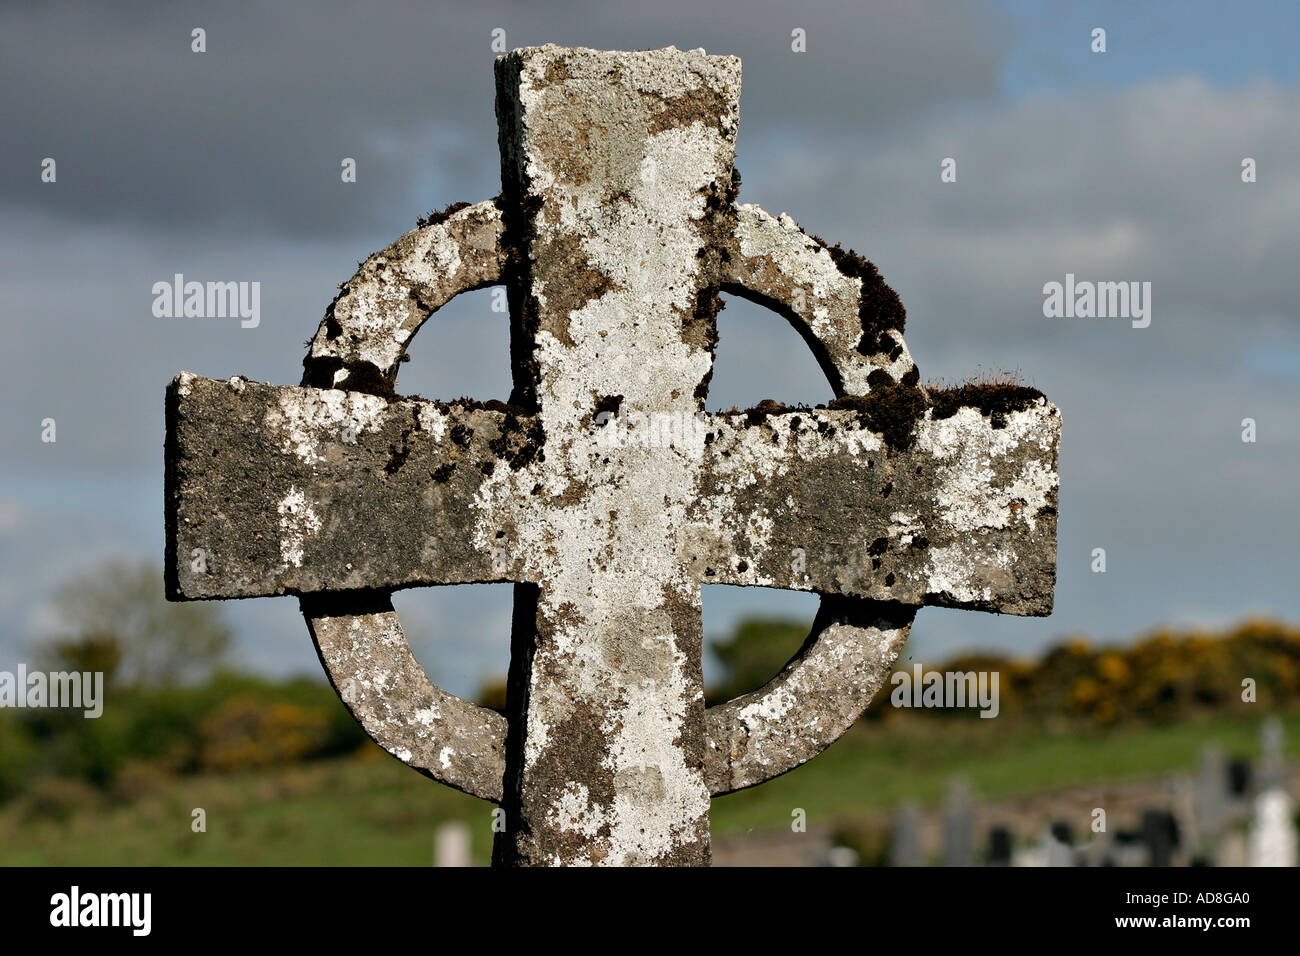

{"left": 4, "top": 559, "right": 1298, "bottom": 813}
{"left": 706, "top": 617, "right": 1300, "bottom": 725}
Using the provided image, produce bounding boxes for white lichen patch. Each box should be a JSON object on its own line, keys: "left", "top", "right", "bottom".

{"left": 415, "top": 404, "right": 451, "bottom": 443}
{"left": 730, "top": 205, "right": 915, "bottom": 396}
{"left": 276, "top": 486, "right": 321, "bottom": 568}
{"left": 738, "top": 686, "right": 796, "bottom": 726}
{"left": 266, "top": 388, "right": 389, "bottom": 465}
{"left": 889, "top": 511, "right": 923, "bottom": 539}
{"left": 547, "top": 782, "right": 610, "bottom": 839}
{"left": 601, "top": 629, "right": 710, "bottom": 864}
{"left": 312, "top": 201, "right": 504, "bottom": 377}
{"left": 925, "top": 542, "right": 992, "bottom": 605}
{"left": 915, "top": 403, "right": 1059, "bottom": 534}
{"left": 735, "top": 204, "right": 848, "bottom": 345}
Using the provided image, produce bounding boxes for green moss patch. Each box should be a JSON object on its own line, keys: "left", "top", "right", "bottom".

{"left": 808, "top": 235, "right": 907, "bottom": 357}
{"left": 929, "top": 384, "right": 1045, "bottom": 429}
{"left": 829, "top": 382, "right": 928, "bottom": 450}
{"left": 416, "top": 200, "right": 471, "bottom": 229}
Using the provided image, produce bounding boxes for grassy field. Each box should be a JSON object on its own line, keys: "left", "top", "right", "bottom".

{"left": 2, "top": 710, "right": 1295, "bottom": 865}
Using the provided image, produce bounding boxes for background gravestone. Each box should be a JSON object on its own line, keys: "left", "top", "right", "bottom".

{"left": 890, "top": 804, "right": 924, "bottom": 867}
{"left": 1195, "top": 744, "right": 1229, "bottom": 841}
{"left": 941, "top": 778, "right": 974, "bottom": 866}
{"left": 986, "top": 826, "right": 1013, "bottom": 866}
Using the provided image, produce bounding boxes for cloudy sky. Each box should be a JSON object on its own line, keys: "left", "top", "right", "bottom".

{"left": 3, "top": 0, "right": 1298, "bottom": 699}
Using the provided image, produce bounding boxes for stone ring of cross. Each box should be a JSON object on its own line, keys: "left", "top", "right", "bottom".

{"left": 166, "top": 45, "right": 1059, "bottom": 866}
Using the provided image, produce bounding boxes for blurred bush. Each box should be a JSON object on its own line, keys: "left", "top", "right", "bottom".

{"left": 199, "top": 697, "right": 328, "bottom": 772}
{"left": 0, "top": 673, "right": 369, "bottom": 800}
{"left": 4, "top": 591, "right": 1298, "bottom": 808}
{"left": 706, "top": 618, "right": 810, "bottom": 706}
{"left": 708, "top": 617, "right": 1300, "bottom": 727}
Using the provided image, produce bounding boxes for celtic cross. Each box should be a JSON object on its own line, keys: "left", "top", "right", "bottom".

{"left": 166, "top": 45, "right": 1059, "bottom": 866}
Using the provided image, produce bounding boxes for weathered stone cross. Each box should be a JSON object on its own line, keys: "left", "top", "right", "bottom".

{"left": 166, "top": 45, "right": 1059, "bottom": 866}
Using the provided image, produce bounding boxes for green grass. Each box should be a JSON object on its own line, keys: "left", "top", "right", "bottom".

{"left": 2, "top": 710, "right": 1295, "bottom": 865}
{"left": 712, "top": 710, "right": 1300, "bottom": 832}
{"left": 0, "top": 753, "right": 489, "bottom": 866}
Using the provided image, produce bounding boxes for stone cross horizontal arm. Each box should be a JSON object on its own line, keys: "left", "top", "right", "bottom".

{"left": 168, "top": 374, "right": 1057, "bottom": 614}
{"left": 166, "top": 45, "right": 1060, "bottom": 866}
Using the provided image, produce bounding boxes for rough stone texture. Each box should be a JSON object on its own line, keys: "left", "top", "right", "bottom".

{"left": 704, "top": 598, "right": 915, "bottom": 794}
{"left": 164, "top": 44, "right": 1061, "bottom": 867}
{"left": 690, "top": 403, "right": 1059, "bottom": 615}
{"left": 488, "top": 44, "right": 741, "bottom": 867}
{"left": 721, "top": 204, "right": 916, "bottom": 396}
{"left": 302, "top": 200, "right": 505, "bottom": 393}
{"left": 166, "top": 374, "right": 533, "bottom": 598}
{"left": 168, "top": 378, "right": 1057, "bottom": 614}
{"left": 305, "top": 594, "right": 507, "bottom": 801}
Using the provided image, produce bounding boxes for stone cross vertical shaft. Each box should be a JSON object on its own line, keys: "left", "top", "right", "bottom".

{"left": 488, "top": 48, "right": 738, "bottom": 864}
{"left": 165, "top": 45, "right": 1060, "bottom": 866}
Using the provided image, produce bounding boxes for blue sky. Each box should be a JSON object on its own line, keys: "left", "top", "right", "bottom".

{"left": 999, "top": 1, "right": 1300, "bottom": 95}
{"left": 2, "top": 0, "right": 1298, "bottom": 699}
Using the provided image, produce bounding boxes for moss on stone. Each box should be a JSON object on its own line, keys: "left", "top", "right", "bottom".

{"left": 929, "top": 384, "right": 1045, "bottom": 429}
{"left": 743, "top": 398, "right": 798, "bottom": 425}
{"left": 416, "top": 200, "right": 472, "bottom": 229}
{"left": 829, "top": 382, "right": 927, "bottom": 450}
{"left": 807, "top": 234, "right": 907, "bottom": 357}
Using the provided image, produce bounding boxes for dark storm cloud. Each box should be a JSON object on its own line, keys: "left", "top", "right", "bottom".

{"left": 1, "top": 0, "right": 1009, "bottom": 237}
{"left": 2, "top": 1, "right": 1298, "bottom": 691}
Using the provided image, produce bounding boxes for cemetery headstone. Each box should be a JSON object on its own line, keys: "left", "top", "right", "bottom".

{"left": 434, "top": 820, "right": 472, "bottom": 868}
{"left": 1227, "top": 758, "right": 1253, "bottom": 800}
{"left": 890, "top": 804, "right": 925, "bottom": 867}
{"left": 1140, "top": 807, "right": 1179, "bottom": 868}
{"left": 1035, "top": 821, "right": 1075, "bottom": 867}
{"left": 1195, "top": 745, "right": 1229, "bottom": 840}
{"left": 1216, "top": 832, "right": 1247, "bottom": 867}
{"left": 942, "top": 778, "right": 975, "bottom": 866}
{"left": 1169, "top": 772, "right": 1199, "bottom": 854}
{"left": 1259, "top": 717, "right": 1285, "bottom": 791}
{"left": 1247, "top": 788, "right": 1297, "bottom": 867}
{"left": 986, "top": 826, "right": 1013, "bottom": 866}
